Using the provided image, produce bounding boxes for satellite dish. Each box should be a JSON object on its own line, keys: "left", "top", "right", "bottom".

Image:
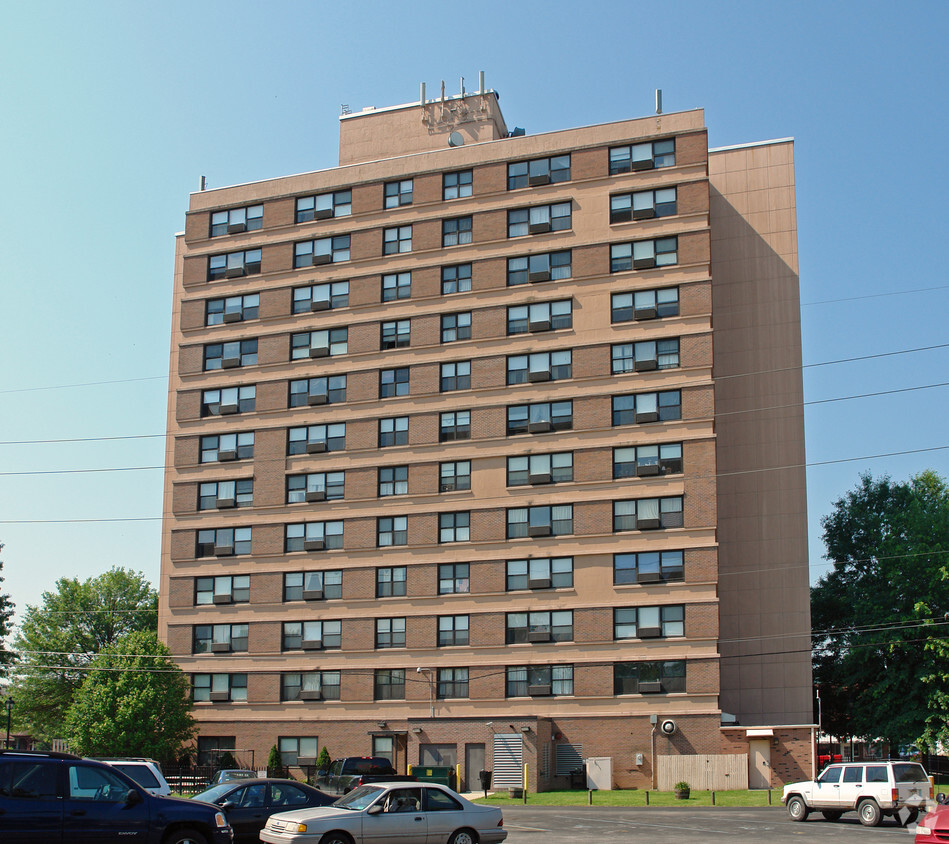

{"left": 448, "top": 131, "right": 465, "bottom": 148}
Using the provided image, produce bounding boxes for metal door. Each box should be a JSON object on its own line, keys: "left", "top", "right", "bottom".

{"left": 748, "top": 739, "right": 771, "bottom": 789}
{"left": 465, "top": 743, "right": 485, "bottom": 792}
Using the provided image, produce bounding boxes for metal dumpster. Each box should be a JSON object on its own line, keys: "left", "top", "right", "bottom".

{"left": 413, "top": 765, "right": 457, "bottom": 790}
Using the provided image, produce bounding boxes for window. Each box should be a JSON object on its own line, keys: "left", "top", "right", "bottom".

{"left": 376, "top": 617, "right": 406, "bottom": 648}
{"left": 382, "top": 272, "right": 411, "bottom": 302}
{"left": 507, "top": 250, "right": 571, "bottom": 285}
{"left": 508, "top": 203, "right": 571, "bottom": 237}
{"left": 383, "top": 225, "right": 412, "bottom": 254}
{"left": 612, "top": 339, "right": 679, "bottom": 373}
{"left": 293, "top": 282, "right": 349, "bottom": 313}
{"left": 439, "top": 410, "right": 470, "bottom": 441}
{"left": 283, "top": 570, "right": 343, "bottom": 601}
{"left": 443, "top": 170, "right": 472, "bottom": 199}
{"left": 196, "top": 737, "right": 235, "bottom": 766}
{"left": 610, "top": 237, "right": 678, "bottom": 272}
{"left": 202, "top": 385, "right": 256, "bottom": 417}
{"left": 507, "top": 350, "right": 572, "bottom": 384}
{"left": 290, "top": 328, "right": 348, "bottom": 359}
{"left": 210, "top": 204, "right": 263, "bottom": 237}
{"left": 288, "top": 423, "right": 346, "bottom": 455}
{"left": 208, "top": 249, "right": 261, "bottom": 280}
{"left": 198, "top": 479, "right": 253, "bottom": 510}
{"left": 196, "top": 527, "right": 252, "bottom": 557}
{"left": 289, "top": 375, "right": 347, "bottom": 407}
{"left": 439, "top": 511, "right": 470, "bottom": 543}
{"left": 614, "top": 660, "right": 685, "bottom": 694}
{"left": 287, "top": 471, "right": 345, "bottom": 503}
{"left": 377, "top": 516, "right": 408, "bottom": 547}
{"left": 506, "top": 611, "right": 573, "bottom": 643}
{"left": 193, "top": 673, "right": 247, "bottom": 702}
{"left": 442, "top": 216, "right": 473, "bottom": 247}
{"left": 438, "top": 615, "right": 469, "bottom": 646}
{"left": 378, "top": 466, "right": 408, "bottom": 496}
{"left": 442, "top": 263, "right": 472, "bottom": 294}
{"left": 610, "top": 187, "right": 677, "bottom": 223}
{"left": 376, "top": 567, "right": 407, "bottom": 598}
{"left": 294, "top": 236, "right": 350, "bottom": 267}
{"left": 282, "top": 672, "right": 341, "bottom": 701}
{"left": 204, "top": 339, "right": 257, "bottom": 370}
{"left": 506, "top": 557, "right": 573, "bottom": 591}
{"left": 380, "top": 368, "right": 410, "bottom": 398}
{"left": 200, "top": 432, "right": 254, "bottom": 463}
{"left": 196, "top": 575, "right": 250, "bottom": 605}
{"left": 277, "top": 738, "right": 320, "bottom": 767}
{"left": 438, "top": 563, "right": 469, "bottom": 594}
{"left": 381, "top": 320, "right": 411, "bottom": 349}
{"left": 507, "top": 300, "right": 572, "bottom": 334}
{"left": 439, "top": 461, "right": 470, "bottom": 492}
{"left": 609, "top": 138, "right": 675, "bottom": 174}
{"left": 374, "top": 668, "right": 405, "bottom": 700}
{"left": 206, "top": 293, "right": 259, "bottom": 325}
{"left": 614, "top": 550, "right": 684, "bottom": 584}
{"left": 612, "top": 391, "right": 681, "bottom": 425}
{"left": 379, "top": 417, "right": 409, "bottom": 447}
{"left": 508, "top": 155, "right": 571, "bottom": 189}
{"left": 507, "top": 453, "right": 573, "bottom": 486}
{"left": 441, "top": 312, "right": 471, "bottom": 343}
{"left": 614, "top": 606, "right": 685, "bottom": 639}
{"left": 507, "top": 401, "right": 573, "bottom": 435}
{"left": 613, "top": 497, "right": 684, "bottom": 531}
{"left": 507, "top": 505, "right": 573, "bottom": 538}
{"left": 613, "top": 444, "right": 683, "bottom": 478}
{"left": 384, "top": 179, "right": 413, "bottom": 208}
{"left": 440, "top": 361, "right": 470, "bottom": 392}
{"left": 296, "top": 190, "right": 351, "bottom": 222}
{"left": 193, "top": 624, "right": 249, "bottom": 654}
{"left": 437, "top": 668, "right": 468, "bottom": 698}
{"left": 285, "top": 521, "right": 344, "bottom": 552}
{"left": 283, "top": 620, "right": 342, "bottom": 650}
{"left": 506, "top": 665, "right": 573, "bottom": 697}
{"left": 612, "top": 288, "right": 679, "bottom": 322}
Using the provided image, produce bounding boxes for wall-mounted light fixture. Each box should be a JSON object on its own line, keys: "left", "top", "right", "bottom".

{"left": 520, "top": 726, "right": 531, "bottom": 734}
{"left": 412, "top": 727, "right": 423, "bottom": 734}
{"left": 377, "top": 721, "right": 387, "bottom": 730}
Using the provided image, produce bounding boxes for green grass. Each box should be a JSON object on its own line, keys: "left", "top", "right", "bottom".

{"left": 473, "top": 788, "right": 781, "bottom": 807}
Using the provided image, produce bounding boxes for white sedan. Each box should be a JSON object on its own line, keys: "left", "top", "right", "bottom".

{"left": 259, "top": 781, "right": 506, "bottom": 844}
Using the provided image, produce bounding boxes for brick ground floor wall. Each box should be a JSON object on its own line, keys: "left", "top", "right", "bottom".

{"left": 189, "top": 712, "right": 813, "bottom": 792}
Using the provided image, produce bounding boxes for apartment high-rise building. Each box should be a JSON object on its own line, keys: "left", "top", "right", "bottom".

{"left": 159, "top": 81, "right": 813, "bottom": 791}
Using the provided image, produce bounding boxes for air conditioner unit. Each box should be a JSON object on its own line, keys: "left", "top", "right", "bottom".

{"left": 636, "top": 518, "right": 661, "bottom": 530}
{"left": 221, "top": 356, "right": 241, "bottom": 369}
{"left": 223, "top": 311, "right": 243, "bottom": 323}
{"left": 634, "top": 359, "right": 658, "bottom": 372}
{"left": 631, "top": 159, "right": 654, "bottom": 171}
{"left": 632, "top": 257, "right": 656, "bottom": 270}
{"left": 529, "top": 473, "right": 552, "bottom": 485}
{"left": 528, "top": 525, "right": 552, "bottom": 537}
{"left": 303, "top": 589, "right": 324, "bottom": 601}
{"left": 299, "top": 690, "right": 322, "bottom": 701}
{"left": 312, "top": 254, "right": 333, "bottom": 265}
{"left": 528, "top": 370, "right": 551, "bottom": 383}
{"left": 213, "top": 544, "right": 235, "bottom": 557}
{"left": 306, "top": 442, "right": 327, "bottom": 454}
{"left": 638, "top": 626, "right": 662, "bottom": 639}
{"left": 210, "top": 642, "right": 231, "bottom": 653}
{"left": 208, "top": 691, "right": 230, "bottom": 701}
{"left": 636, "top": 464, "right": 661, "bottom": 477}
{"left": 528, "top": 578, "right": 552, "bottom": 590}
{"left": 527, "top": 421, "right": 552, "bottom": 433}
{"left": 310, "top": 299, "right": 331, "bottom": 311}
{"left": 212, "top": 594, "right": 233, "bottom": 605}
{"left": 301, "top": 639, "right": 323, "bottom": 651}
{"left": 632, "top": 208, "right": 656, "bottom": 221}
{"left": 636, "top": 571, "right": 663, "bottom": 584}
{"left": 226, "top": 222, "right": 247, "bottom": 234}
{"left": 309, "top": 347, "right": 330, "bottom": 358}
{"left": 528, "top": 630, "right": 552, "bottom": 643}
{"left": 314, "top": 208, "right": 334, "bottom": 220}
{"left": 610, "top": 209, "right": 633, "bottom": 224}
{"left": 639, "top": 681, "right": 663, "bottom": 694}
{"left": 216, "top": 496, "right": 237, "bottom": 509}
{"left": 217, "top": 449, "right": 237, "bottom": 461}
{"left": 528, "top": 684, "right": 552, "bottom": 696}
{"left": 634, "top": 412, "right": 659, "bottom": 424}
{"left": 528, "top": 221, "right": 552, "bottom": 235}
{"left": 528, "top": 173, "right": 551, "bottom": 186}
{"left": 529, "top": 320, "right": 552, "bottom": 333}
{"left": 223, "top": 266, "right": 245, "bottom": 278}
{"left": 634, "top": 307, "right": 658, "bottom": 320}
{"left": 307, "top": 394, "right": 328, "bottom": 406}
{"left": 303, "top": 539, "right": 325, "bottom": 552}
{"left": 528, "top": 270, "right": 551, "bottom": 283}
{"left": 219, "top": 403, "right": 239, "bottom": 415}
{"left": 305, "top": 490, "right": 327, "bottom": 502}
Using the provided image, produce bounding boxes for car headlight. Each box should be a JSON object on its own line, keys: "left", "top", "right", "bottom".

{"left": 214, "top": 811, "right": 229, "bottom": 828}
{"left": 917, "top": 826, "right": 932, "bottom": 836}
{"left": 290, "top": 823, "right": 308, "bottom": 833}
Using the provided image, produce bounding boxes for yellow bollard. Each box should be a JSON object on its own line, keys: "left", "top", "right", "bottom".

{"left": 455, "top": 763, "right": 461, "bottom": 792}
{"left": 523, "top": 763, "right": 529, "bottom": 804}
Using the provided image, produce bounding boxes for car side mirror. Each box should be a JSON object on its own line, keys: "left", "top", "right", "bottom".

{"left": 220, "top": 801, "right": 235, "bottom": 811}
{"left": 367, "top": 804, "right": 383, "bottom": 815}
{"left": 124, "top": 789, "right": 143, "bottom": 807}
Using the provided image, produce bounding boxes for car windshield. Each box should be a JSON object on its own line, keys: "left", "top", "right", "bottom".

{"left": 336, "top": 785, "right": 384, "bottom": 811}
{"left": 192, "top": 784, "right": 236, "bottom": 803}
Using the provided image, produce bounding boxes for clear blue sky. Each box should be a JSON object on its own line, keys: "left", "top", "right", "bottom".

{"left": 1, "top": 0, "right": 947, "bottom": 623}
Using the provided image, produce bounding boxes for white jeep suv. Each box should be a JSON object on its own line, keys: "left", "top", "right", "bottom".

{"left": 783, "top": 760, "right": 930, "bottom": 826}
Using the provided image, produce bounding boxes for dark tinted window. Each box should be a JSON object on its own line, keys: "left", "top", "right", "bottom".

{"left": 271, "top": 783, "right": 311, "bottom": 807}
{"left": 865, "top": 765, "right": 888, "bottom": 783}
{"left": 426, "top": 788, "right": 463, "bottom": 811}
{"left": 110, "top": 763, "right": 160, "bottom": 789}
{"left": 842, "top": 766, "right": 862, "bottom": 783}
{"left": 0, "top": 760, "right": 59, "bottom": 798}
{"left": 817, "top": 766, "right": 842, "bottom": 784}
{"left": 894, "top": 763, "right": 928, "bottom": 783}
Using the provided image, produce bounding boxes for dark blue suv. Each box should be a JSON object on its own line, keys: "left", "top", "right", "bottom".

{"left": 0, "top": 750, "right": 233, "bottom": 844}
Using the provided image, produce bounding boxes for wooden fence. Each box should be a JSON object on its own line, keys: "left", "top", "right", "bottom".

{"left": 657, "top": 754, "right": 748, "bottom": 790}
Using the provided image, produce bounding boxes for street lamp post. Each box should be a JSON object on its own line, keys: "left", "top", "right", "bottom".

{"left": 5, "top": 697, "right": 13, "bottom": 750}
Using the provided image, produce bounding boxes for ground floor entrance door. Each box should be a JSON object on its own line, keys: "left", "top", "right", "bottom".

{"left": 749, "top": 739, "right": 771, "bottom": 789}
{"left": 465, "top": 743, "right": 485, "bottom": 792}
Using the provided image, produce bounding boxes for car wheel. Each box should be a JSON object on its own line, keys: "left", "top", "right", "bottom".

{"left": 164, "top": 830, "right": 208, "bottom": 844}
{"left": 821, "top": 810, "right": 843, "bottom": 821}
{"left": 898, "top": 808, "right": 919, "bottom": 827}
{"left": 319, "top": 833, "right": 354, "bottom": 844}
{"left": 858, "top": 799, "right": 882, "bottom": 827}
{"left": 448, "top": 829, "right": 479, "bottom": 844}
{"left": 786, "top": 795, "right": 809, "bottom": 822}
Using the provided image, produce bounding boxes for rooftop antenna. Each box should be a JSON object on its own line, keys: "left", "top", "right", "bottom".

{"left": 199, "top": 176, "right": 207, "bottom": 191}
{"left": 655, "top": 89, "right": 663, "bottom": 115}
{"left": 479, "top": 71, "right": 485, "bottom": 94}
{"left": 340, "top": 103, "right": 351, "bottom": 115}
{"left": 420, "top": 82, "right": 426, "bottom": 105}
{"left": 460, "top": 76, "right": 465, "bottom": 96}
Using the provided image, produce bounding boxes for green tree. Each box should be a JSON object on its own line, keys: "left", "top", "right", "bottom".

{"left": 268, "top": 744, "right": 287, "bottom": 778}
{"left": 64, "top": 630, "right": 194, "bottom": 760}
{"left": 812, "top": 471, "right": 949, "bottom": 749}
{"left": 11, "top": 567, "right": 157, "bottom": 742}
{"left": 0, "top": 545, "right": 15, "bottom": 678}
{"left": 315, "top": 745, "right": 332, "bottom": 772}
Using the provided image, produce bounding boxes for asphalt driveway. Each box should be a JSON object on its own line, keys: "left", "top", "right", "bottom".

{"left": 499, "top": 805, "right": 917, "bottom": 842}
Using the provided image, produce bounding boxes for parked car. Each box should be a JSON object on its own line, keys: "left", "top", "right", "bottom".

{"left": 783, "top": 759, "right": 931, "bottom": 826}
{"left": 914, "top": 794, "right": 949, "bottom": 841}
{"left": 314, "top": 756, "right": 416, "bottom": 796}
{"left": 97, "top": 757, "right": 172, "bottom": 796}
{"left": 260, "top": 781, "right": 506, "bottom": 844}
{"left": 209, "top": 768, "right": 258, "bottom": 786}
{"left": 191, "top": 777, "right": 334, "bottom": 843}
{"left": 0, "top": 749, "right": 233, "bottom": 844}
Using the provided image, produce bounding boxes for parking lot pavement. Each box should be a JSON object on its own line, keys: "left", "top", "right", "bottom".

{"left": 499, "top": 805, "right": 918, "bottom": 842}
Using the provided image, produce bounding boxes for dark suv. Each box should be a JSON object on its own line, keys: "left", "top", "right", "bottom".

{"left": 0, "top": 750, "right": 233, "bottom": 844}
